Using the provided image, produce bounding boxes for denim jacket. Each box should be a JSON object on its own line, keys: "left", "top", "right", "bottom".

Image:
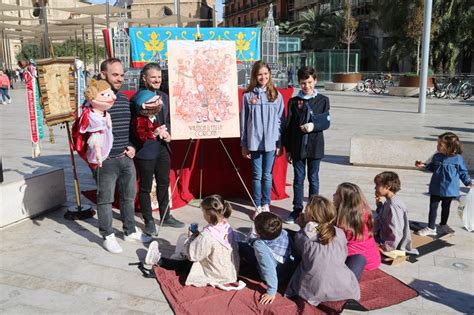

{"left": 240, "top": 87, "right": 285, "bottom": 152}
{"left": 425, "top": 153, "right": 471, "bottom": 197}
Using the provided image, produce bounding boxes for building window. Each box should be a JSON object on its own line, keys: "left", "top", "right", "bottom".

{"left": 257, "top": 10, "right": 261, "bottom": 20}
{"left": 250, "top": 12, "right": 254, "bottom": 24}
{"left": 237, "top": 16, "right": 241, "bottom": 25}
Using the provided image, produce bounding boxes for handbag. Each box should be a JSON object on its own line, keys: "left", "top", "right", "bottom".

{"left": 458, "top": 189, "right": 474, "bottom": 232}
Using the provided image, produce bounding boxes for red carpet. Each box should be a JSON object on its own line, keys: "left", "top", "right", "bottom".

{"left": 152, "top": 266, "right": 418, "bottom": 314}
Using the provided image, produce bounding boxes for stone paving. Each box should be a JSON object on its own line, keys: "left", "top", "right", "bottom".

{"left": 1, "top": 85, "right": 473, "bottom": 314}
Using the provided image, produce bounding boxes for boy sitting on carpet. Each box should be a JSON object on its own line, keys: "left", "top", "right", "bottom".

{"left": 373, "top": 172, "right": 418, "bottom": 255}
{"left": 239, "top": 212, "right": 293, "bottom": 305}
{"left": 145, "top": 194, "right": 244, "bottom": 290}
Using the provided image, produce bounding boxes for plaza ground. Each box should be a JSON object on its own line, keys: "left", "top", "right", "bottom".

{"left": 0, "top": 86, "right": 473, "bottom": 314}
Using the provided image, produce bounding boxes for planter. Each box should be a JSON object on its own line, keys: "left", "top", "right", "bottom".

{"left": 399, "top": 75, "right": 433, "bottom": 88}
{"left": 332, "top": 73, "right": 362, "bottom": 83}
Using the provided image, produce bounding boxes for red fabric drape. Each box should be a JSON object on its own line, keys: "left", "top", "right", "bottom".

{"left": 123, "top": 87, "right": 293, "bottom": 209}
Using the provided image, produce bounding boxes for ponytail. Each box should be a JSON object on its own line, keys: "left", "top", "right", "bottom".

{"left": 318, "top": 221, "right": 336, "bottom": 245}
{"left": 306, "top": 195, "right": 338, "bottom": 245}
{"left": 201, "top": 194, "right": 232, "bottom": 224}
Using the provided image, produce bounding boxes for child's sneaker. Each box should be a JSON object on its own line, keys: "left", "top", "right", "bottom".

{"left": 7, "top": 99, "right": 11, "bottom": 104}
{"left": 417, "top": 226, "right": 437, "bottom": 236}
{"left": 262, "top": 204, "right": 270, "bottom": 212}
{"left": 438, "top": 224, "right": 455, "bottom": 235}
{"left": 124, "top": 227, "right": 153, "bottom": 243}
{"left": 103, "top": 233, "right": 123, "bottom": 254}
{"left": 253, "top": 206, "right": 262, "bottom": 220}
{"left": 145, "top": 241, "right": 161, "bottom": 265}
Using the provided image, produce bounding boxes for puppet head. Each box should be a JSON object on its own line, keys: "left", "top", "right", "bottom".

{"left": 134, "top": 89, "right": 162, "bottom": 117}
{"left": 85, "top": 79, "right": 116, "bottom": 112}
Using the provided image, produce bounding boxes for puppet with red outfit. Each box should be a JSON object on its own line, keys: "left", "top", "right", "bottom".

{"left": 131, "top": 89, "right": 166, "bottom": 157}
{"left": 74, "top": 79, "right": 116, "bottom": 168}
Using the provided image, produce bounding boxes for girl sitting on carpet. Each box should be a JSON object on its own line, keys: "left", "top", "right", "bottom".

{"left": 285, "top": 195, "right": 360, "bottom": 306}
{"left": 333, "top": 183, "right": 381, "bottom": 271}
{"left": 374, "top": 172, "right": 418, "bottom": 254}
{"left": 145, "top": 194, "right": 243, "bottom": 290}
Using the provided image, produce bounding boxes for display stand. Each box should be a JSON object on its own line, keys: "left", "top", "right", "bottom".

{"left": 63, "top": 121, "right": 94, "bottom": 220}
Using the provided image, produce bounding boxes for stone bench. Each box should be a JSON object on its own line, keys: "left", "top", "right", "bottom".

{"left": 350, "top": 135, "right": 474, "bottom": 172}
{"left": 324, "top": 82, "right": 357, "bottom": 91}
{"left": 0, "top": 168, "right": 67, "bottom": 228}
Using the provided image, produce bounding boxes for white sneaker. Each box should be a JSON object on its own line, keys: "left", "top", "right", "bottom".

{"left": 124, "top": 227, "right": 153, "bottom": 243}
{"left": 145, "top": 241, "right": 161, "bottom": 265}
{"left": 253, "top": 206, "right": 262, "bottom": 220}
{"left": 417, "top": 226, "right": 437, "bottom": 236}
{"left": 103, "top": 233, "right": 123, "bottom": 253}
{"left": 262, "top": 204, "right": 270, "bottom": 212}
{"left": 7, "top": 99, "right": 11, "bottom": 104}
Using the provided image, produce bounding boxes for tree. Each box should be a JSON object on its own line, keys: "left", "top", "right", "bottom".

{"left": 406, "top": 1, "right": 424, "bottom": 75}
{"left": 16, "top": 40, "right": 106, "bottom": 68}
{"left": 376, "top": 0, "right": 472, "bottom": 74}
{"left": 340, "top": 0, "right": 358, "bottom": 73}
{"left": 290, "top": 7, "right": 343, "bottom": 50}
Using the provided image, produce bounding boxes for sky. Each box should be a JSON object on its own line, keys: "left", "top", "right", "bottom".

{"left": 88, "top": 0, "right": 224, "bottom": 22}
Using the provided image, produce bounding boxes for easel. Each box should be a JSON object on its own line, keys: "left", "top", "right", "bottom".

{"left": 156, "top": 137, "right": 257, "bottom": 237}
{"left": 155, "top": 27, "right": 257, "bottom": 237}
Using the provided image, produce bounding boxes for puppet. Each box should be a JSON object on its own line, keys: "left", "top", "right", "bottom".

{"left": 77, "top": 79, "right": 115, "bottom": 167}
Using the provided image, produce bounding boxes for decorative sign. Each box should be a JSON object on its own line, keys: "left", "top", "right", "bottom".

{"left": 167, "top": 40, "right": 240, "bottom": 140}
{"left": 36, "top": 58, "right": 77, "bottom": 126}
{"left": 129, "top": 27, "right": 260, "bottom": 67}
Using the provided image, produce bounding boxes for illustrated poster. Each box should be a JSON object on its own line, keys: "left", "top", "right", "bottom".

{"left": 168, "top": 40, "right": 240, "bottom": 140}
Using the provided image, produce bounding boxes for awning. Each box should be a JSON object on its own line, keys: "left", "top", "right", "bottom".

{"left": 127, "top": 15, "right": 208, "bottom": 25}
{"left": 0, "top": 22, "right": 42, "bottom": 31}
{"left": 51, "top": 16, "right": 108, "bottom": 25}
{"left": 0, "top": 3, "right": 34, "bottom": 11}
{"left": 55, "top": 4, "right": 130, "bottom": 16}
{"left": 0, "top": 15, "right": 33, "bottom": 22}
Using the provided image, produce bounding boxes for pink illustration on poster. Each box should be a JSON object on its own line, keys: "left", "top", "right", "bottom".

{"left": 167, "top": 40, "right": 240, "bottom": 140}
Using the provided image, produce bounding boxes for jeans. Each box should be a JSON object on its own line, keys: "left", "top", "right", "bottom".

{"left": 135, "top": 145, "right": 171, "bottom": 235}
{"left": 95, "top": 155, "right": 137, "bottom": 237}
{"left": 292, "top": 158, "right": 321, "bottom": 210}
{"left": 239, "top": 240, "right": 292, "bottom": 295}
{"left": 428, "top": 195, "right": 455, "bottom": 229}
{"left": 0, "top": 87, "right": 10, "bottom": 102}
{"left": 345, "top": 254, "right": 366, "bottom": 280}
{"left": 250, "top": 150, "right": 276, "bottom": 207}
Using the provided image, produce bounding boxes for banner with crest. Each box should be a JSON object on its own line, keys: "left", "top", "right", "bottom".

{"left": 129, "top": 27, "right": 260, "bottom": 68}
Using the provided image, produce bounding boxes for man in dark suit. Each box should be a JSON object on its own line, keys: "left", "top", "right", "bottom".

{"left": 132, "top": 63, "right": 184, "bottom": 233}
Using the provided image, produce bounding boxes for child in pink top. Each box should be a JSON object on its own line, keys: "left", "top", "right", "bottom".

{"left": 333, "top": 182, "right": 381, "bottom": 270}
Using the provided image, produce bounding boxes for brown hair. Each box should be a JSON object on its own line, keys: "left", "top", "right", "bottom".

{"left": 84, "top": 79, "right": 112, "bottom": 101}
{"left": 254, "top": 212, "right": 283, "bottom": 240}
{"left": 100, "top": 58, "right": 122, "bottom": 72}
{"left": 374, "top": 171, "right": 401, "bottom": 193}
{"left": 305, "top": 195, "right": 337, "bottom": 245}
{"left": 200, "top": 194, "right": 232, "bottom": 225}
{"left": 438, "top": 132, "right": 463, "bottom": 156}
{"left": 245, "top": 60, "right": 278, "bottom": 102}
{"left": 335, "top": 183, "right": 373, "bottom": 240}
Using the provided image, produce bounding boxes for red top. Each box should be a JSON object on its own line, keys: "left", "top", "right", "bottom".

{"left": 0, "top": 74, "right": 10, "bottom": 88}
{"left": 342, "top": 209, "right": 381, "bottom": 270}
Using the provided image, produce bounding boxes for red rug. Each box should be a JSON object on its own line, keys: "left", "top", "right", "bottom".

{"left": 152, "top": 266, "right": 418, "bottom": 314}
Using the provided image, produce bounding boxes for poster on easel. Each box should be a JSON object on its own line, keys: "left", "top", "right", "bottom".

{"left": 167, "top": 40, "right": 240, "bottom": 140}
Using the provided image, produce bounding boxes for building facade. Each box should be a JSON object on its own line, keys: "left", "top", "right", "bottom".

{"left": 223, "top": 0, "right": 287, "bottom": 27}
{"left": 129, "top": 0, "right": 215, "bottom": 27}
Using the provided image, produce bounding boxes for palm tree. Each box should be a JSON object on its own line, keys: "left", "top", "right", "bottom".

{"left": 289, "top": 7, "right": 343, "bottom": 50}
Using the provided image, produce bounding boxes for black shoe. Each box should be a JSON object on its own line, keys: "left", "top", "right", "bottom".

{"left": 284, "top": 208, "right": 303, "bottom": 224}
{"left": 162, "top": 215, "right": 185, "bottom": 228}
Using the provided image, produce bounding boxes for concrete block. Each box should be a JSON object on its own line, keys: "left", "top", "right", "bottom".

{"left": 0, "top": 168, "right": 66, "bottom": 228}
{"left": 324, "top": 82, "right": 357, "bottom": 91}
{"left": 387, "top": 87, "right": 419, "bottom": 97}
{"left": 350, "top": 135, "right": 474, "bottom": 171}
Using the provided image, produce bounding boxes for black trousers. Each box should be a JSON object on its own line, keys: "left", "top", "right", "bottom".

{"left": 135, "top": 144, "right": 171, "bottom": 234}
{"left": 428, "top": 195, "right": 455, "bottom": 229}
